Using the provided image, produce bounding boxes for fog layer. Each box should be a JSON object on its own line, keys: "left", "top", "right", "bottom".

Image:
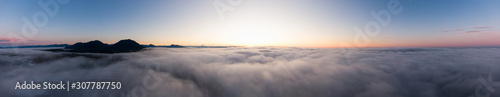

{"left": 1, "top": 47, "right": 500, "bottom": 97}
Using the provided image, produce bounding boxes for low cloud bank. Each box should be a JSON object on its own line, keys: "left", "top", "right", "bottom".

{"left": 1, "top": 47, "right": 500, "bottom": 97}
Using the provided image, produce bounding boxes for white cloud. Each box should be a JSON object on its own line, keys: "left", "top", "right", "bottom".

{"left": 0, "top": 47, "right": 500, "bottom": 97}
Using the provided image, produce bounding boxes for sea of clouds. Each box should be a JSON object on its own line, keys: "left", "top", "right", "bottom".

{"left": 1, "top": 47, "right": 500, "bottom": 97}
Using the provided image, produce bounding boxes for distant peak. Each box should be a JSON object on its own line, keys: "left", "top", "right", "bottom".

{"left": 63, "top": 39, "right": 144, "bottom": 53}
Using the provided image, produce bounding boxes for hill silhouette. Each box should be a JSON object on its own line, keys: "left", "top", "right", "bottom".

{"left": 108, "top": 39, "right": 144, "bottom": 52}
{"left": 65, "top": 40, "right": 108, "bottom": 50}
{"left": 48, "top": 39, "right": 145, "bottom": 53}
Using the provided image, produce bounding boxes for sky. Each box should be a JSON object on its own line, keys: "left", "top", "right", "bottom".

{"left": 0, "top": 0, "right": 499, "bottom": 48}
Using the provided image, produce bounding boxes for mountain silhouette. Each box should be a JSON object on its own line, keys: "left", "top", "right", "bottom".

{"left": 167, "top": 44, "right": 184, "bottom": 48}
{"left": 108, "top": 39, "right": 144, "bottom": 52}
{"left": 60, "top": 39, "right": 144, "bottom": 53}
{"left": 65, "top": 40, "right": 108, "bottom": 50}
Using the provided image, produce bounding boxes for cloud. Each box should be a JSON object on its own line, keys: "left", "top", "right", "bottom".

{"left": 444, "top": 26, "right": 495, "bottom": 33}
{"left": 0, "top": 38, "right": 19, "bottom": 43}
{"left": 465, "top": 30, "right": 481, "bottom": 33}
{"left": 0, "top": 39, "right": 54, "bottom": 47}
{"left": 473, "top": 26, "right": 494, "bottom": 29}
{"left": 454, "top": 28, "right": 464, "bottom": 31}
{"left": 0, "top": 47, "right": 500, "bottom": 97}
{"left": 478, "top": 32, "right": 500, "bottom": 36}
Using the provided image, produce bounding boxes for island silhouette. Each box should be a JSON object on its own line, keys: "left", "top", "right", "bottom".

{"left": 47, "top": 39, "right": 145, "bottom": 53}
{"left": 15, "top": 39, "right": 240, "bottom": 53}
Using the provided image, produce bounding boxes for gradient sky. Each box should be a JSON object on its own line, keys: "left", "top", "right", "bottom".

{"left": 1, "top": 0, "right": 499, "bottom": 47}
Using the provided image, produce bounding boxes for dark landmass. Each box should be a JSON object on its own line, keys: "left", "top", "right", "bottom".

{"left": 189, "top": 45, "right": 240, "bottom": 48}
{"left": 143, "top": 44, "right": 239, "bottom": 48}
{"left": 47, "top": 39, "right": 145, "bottom": 53}
{"left": 2, "top": 39, "right": 241, "bottom": 54}
{"left": 107, "top": 39, "right": 144, "bottom": 52}
{"left": 153, "top": 44, "right": 185, "bottom": 48}
{"left": 65, "top": 40, "right": 108, "bottom": 50}
{"left": 142, "top": 44, "right": 156, "bottom": 47}
{"left": 0, "top": 44, "right": 70, "bottom": 49}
